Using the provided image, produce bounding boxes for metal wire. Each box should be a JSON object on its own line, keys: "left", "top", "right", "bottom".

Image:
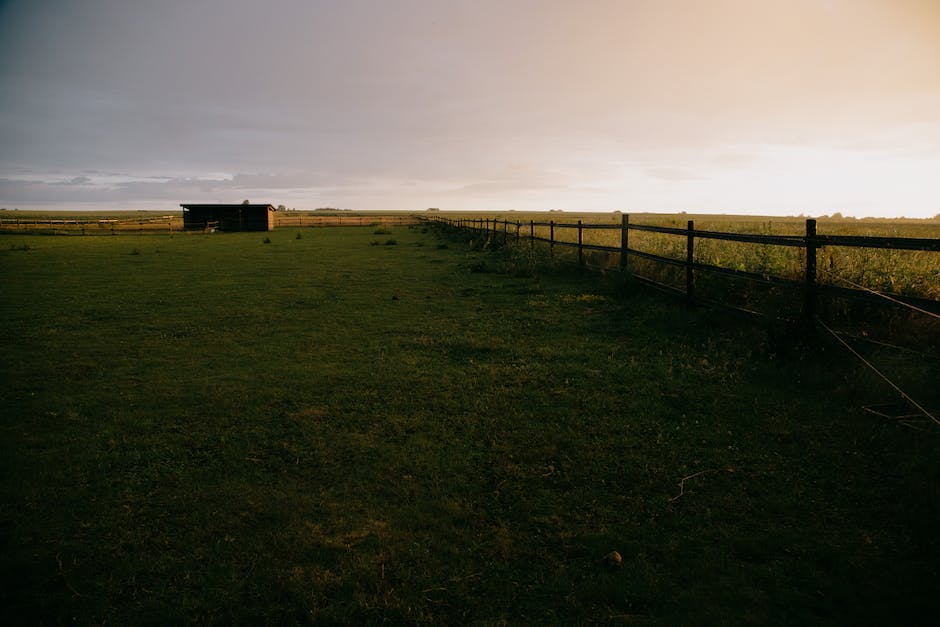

{"left": 830, "top": 330, "right": 940, "bottom": 361}
{"left": 822, "top": 268, "right": 940, "bottom": 320}
{"left": 818, "top": 319, "right": 939, "bottom": 428}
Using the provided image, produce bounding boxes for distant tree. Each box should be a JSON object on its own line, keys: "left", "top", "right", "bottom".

{"left": 242, "top": 199, "right": 251, "bottom": 205}
{"left": 426, "top": 207, "right": 440, "bottom": 212}
{"left": 831, "top": 212, "right": 843, "bottom": 219}
{"left": 276, "top": 204, "right": 286, "bottom": 212}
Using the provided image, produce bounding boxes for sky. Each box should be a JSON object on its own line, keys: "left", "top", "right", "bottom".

{"left": 1, "top": 0, "right": 939, "bottom": 217}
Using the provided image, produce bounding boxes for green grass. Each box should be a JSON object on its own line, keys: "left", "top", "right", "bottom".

{"left": 1, "top": 225, "right": 939, "bottom": 624}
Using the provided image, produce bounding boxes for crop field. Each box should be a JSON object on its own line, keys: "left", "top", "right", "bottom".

{"left": 2, "top": 224, "right": 939, "bottom": 624}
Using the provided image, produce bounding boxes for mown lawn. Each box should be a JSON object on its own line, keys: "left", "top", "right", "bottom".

{"left": 1, "top": 225, "right": 938, "bottom": 625}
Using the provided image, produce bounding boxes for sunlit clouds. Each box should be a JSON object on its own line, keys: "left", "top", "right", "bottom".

{"left": 1, "top": 0, "right": 938, "bottom": 217}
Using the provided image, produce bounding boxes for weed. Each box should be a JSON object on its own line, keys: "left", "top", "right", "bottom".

{"left": 295, "top": 232, "right": 303, "bottom": 240}
{"left": 384, "top": 239, "right": 397, "bottom": 246}
{"left": 374, "top": 227, "right": 392, "bottom": 235}
{"left": 467, "top": 259, "right": 490, "bottom": 273}
{"left": 263, "top": 237, "right": 272, "bottom": 244}
{"left": 499, "top": 239, "right": 558, "bottom": 277}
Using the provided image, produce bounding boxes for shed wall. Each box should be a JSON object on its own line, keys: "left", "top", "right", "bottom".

{"left": 182, "top": 205, "right": 274, "bottom": 231}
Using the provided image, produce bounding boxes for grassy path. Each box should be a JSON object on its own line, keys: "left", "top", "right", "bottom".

{"left": 1, "top": 226, "right": 938, "bottom": 624}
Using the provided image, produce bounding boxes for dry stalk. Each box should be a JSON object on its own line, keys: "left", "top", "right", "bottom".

{"left": 670, "top": 468, "right": 734, "bottom": 502}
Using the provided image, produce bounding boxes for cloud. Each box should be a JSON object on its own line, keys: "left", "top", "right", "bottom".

{"left": 645, "top": 167, "right": 701, "bottom": 182}
{"left": 710, "top": 153, "right": 757, "bottom": 167}
{"left": 0, "top": 172, "right": 327, "bottom": 204}
{"left": 50, "top": 176, "right": 93, "bottom": 186}
{"left": 2, "top": 1, "right": 939, "bottom": 216}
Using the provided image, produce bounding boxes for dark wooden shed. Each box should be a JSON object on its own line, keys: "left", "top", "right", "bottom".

{"left": 180, "top": 204, "right": 276, "bottom": 232}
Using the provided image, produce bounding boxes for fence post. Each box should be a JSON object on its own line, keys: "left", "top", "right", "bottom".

{"left": 620, "top": 213, "right": 629, "bottom": 272}
{"left": 804, "top": 218, "right": 817, "bottom": 327}
{"left": 578, "top": 220, "right": 584, "bottom": 268}
{"left": 550, "top": 221, "right": 555, "bottom": 258}
{"left": 686, "top": 220, "right": 695, "bottom": 303}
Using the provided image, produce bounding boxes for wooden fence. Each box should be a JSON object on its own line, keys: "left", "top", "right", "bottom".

{"left": 0, "top": 213, "right": 420, "bottom": 234}
{"left": 0, "top": 216, "right": 181, "bottom": 235}
{"left": 274, "top": 215, "right": 420, "bottom": 228}
{"left": 425, "top": 215, "right": 940, "bottom": 323}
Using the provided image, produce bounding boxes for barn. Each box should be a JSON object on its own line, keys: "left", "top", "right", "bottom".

{"left": 180, "top": 204, "right": 276, "bottom": 232}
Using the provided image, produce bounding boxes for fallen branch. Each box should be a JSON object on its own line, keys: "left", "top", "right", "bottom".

{"left": 670, "top": 467, "right": 734, "bottom": 502}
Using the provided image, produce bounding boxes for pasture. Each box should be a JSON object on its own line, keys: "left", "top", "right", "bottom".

{"left": 1, "top": 224, "right": 938, "bottom": 624}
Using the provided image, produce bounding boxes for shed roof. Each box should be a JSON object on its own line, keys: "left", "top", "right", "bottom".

{"left": 180, "top": 203, "right": 276, "bottom": 211}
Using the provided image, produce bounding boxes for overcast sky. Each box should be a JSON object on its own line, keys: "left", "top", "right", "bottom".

{"left": 1, "top": 0, "right": 939, "bottom": 217}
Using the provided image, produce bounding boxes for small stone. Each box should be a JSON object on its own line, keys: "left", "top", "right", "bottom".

{"left": 603, "top": 550, "right": 623, "bottom": 569}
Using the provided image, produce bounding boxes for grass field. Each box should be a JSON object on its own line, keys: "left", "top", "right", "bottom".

{"left": 5, "top": 209, "right": 938, "bottom": 300}
{"left": 2, "top": 225, "right": 939, "bottom": 624}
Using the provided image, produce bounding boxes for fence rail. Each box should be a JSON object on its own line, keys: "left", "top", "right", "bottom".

{"left": 274, "top": 215, "right": 420, "bottom": 227}
{"left": 424, "top": 215, "right": 940, "bottom": 322}
{"left": 0, "top": 213, "right": 420, "bottom": 234}
{"left": 0, "top": 216, "right": 182, "bottom": 235}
